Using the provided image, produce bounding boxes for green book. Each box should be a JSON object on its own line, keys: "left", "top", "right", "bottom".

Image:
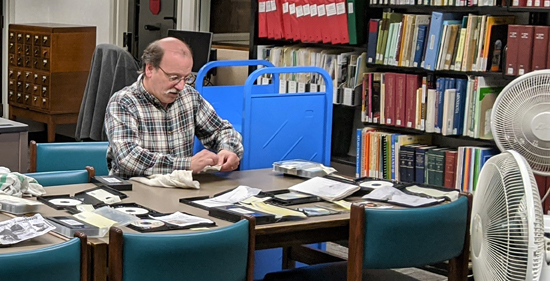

{"left": 346, "top": 0, "right": 367, "bottom": 45}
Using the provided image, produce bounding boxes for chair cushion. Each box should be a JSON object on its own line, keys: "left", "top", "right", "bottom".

{"left": 25, "top": 170, "right": 89, "bottom": 187}
{"left": 261, "top": 261, "right": 426, "bottom": 281}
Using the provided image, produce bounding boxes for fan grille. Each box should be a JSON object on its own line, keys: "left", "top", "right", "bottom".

{"left": 471, "top": 151, "right": 545, "bottom": 281}
{"left": 492, "top": 70, "right": 550, "bottom": 176}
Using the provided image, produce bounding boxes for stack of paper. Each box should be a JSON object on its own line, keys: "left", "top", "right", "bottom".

{"left": 363, "top": 186, "right": 444, "bottom": 207}
{"left": 288, "top": 177, "right": 360, "bottom": 201}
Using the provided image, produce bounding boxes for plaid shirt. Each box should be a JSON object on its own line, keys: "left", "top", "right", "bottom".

{"left": 104, "top": 75, "right": 243, "bottom": 178}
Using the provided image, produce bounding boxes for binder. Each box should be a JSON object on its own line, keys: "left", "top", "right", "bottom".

{"left": 367, "top": 19, "right": 380, "bottom": 64}
{"left": 325, "top": 0, "right": 340, "bottom": 43}
{"left": 309, "top": 0, "right": 322, "bottom": 42}
{"left": 281, "top": 0, "right": 293, "bottom": 40}
{"left": 334, "top": 0, "right": 349, "bottom": 44}
{"left": 346, "top": 0, "right": 366, "bottom": 45}
{"left": 258, "top": 0, "right": 268, "bottom": 38}
{"left": 289, "top": 0, "right": 301, "bottom": 41}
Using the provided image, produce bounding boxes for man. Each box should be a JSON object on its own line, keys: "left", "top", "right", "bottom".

{"left": 104, "top": 37, "right": 243, "bottom": 178}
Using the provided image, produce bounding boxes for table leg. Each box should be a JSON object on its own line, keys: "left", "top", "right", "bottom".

{"left": 47, "top": 116, "right": 56, "bottom": 142}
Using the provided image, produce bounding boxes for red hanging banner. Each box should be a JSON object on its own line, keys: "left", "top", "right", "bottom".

{"left": 150, "top": 0, "right": 161, "bottom": 15}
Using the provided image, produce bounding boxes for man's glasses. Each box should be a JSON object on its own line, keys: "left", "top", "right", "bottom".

{"left": 158, "top": 66, "right": 196, "bottom": 85}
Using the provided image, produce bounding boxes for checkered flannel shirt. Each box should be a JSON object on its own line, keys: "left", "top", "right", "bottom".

{"left": 104, "top": 76, "right": 243, "bottom": 178}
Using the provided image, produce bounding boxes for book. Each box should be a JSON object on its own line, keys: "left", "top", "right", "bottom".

{"left": 288, "top": 177, "right": 360, "bottom": 201}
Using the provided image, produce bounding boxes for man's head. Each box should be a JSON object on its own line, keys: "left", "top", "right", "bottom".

{"left": 141, "top": 37, "right": 194, "bottom": 108}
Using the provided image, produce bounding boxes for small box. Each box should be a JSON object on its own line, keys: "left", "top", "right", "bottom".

{"left": 91, "top": 176, "right": 132, "bottom": 191}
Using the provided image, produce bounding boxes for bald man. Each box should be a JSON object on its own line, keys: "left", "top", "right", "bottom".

{"left": 104, "top": 37, "right": 243, "bottom": 178}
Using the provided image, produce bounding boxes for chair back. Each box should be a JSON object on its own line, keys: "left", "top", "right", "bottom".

{"left": 30, "top": 141, "right": 109, "bottom": 176}
{"left": 109, "top": 217, "right": 255, "bottom": 281}
{"left": 0, "top": 233, "right": 87, "bottom": 281}
{"left": 25, "top": 167, "right": 95, "bottom": 187}
{"left": 349, "top": 196, "right": 469, "bottom": 272}
{"left": 75, "top": 44, "right": 140, "bottom": 141}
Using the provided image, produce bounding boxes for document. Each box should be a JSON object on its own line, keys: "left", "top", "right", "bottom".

{"left": 288, "top": 177, "right": 360, "bottom": 201}
{"left": 405, "top": 185, "right": 459, "bottom": 202}
{"left": 0, "top": 214, "right": 55, "bottom": 245}
{"left": 363, "top": 186, "right": 444, "bottom": 207}
{"left": 246, "top": 202, "right": 307, "bottom": 219}
{"left": 151, "top": 212, "right": 214, "bottom": 228}
{"left": 193, "top": 186, "right": 262, "bottom": 208}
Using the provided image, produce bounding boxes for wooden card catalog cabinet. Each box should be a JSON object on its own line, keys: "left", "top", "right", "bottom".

{"left": 8, "top": 23, "right": 96, "bottom": 142}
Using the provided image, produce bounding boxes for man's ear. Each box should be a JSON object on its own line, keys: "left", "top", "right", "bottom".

{"left": 144, "top": 63, "right": 155, "bottom": 78}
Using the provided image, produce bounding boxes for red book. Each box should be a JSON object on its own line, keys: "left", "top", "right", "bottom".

{"left": 258, "top": 0, "right": 268, "bottom": 38}
{"left": 534, "top": 174, "right": 550, "bottom": 213}
{"left": 532, "top": 26, "right": 549, "bottom": 71}
{"left": 384, "top": 73, "right": 396, "bottom": 126}
{"left": 512, "top": 0, "right": 527, "bottom": 6}
{"left": 405, "top": 74, "right": 420, "bottom": 129}
{"left": 394, "top": 73, "right": 406, "bottom": 127}
{"left": 334, "top": 0, "right": 349, "bottom": 44}
{"left": 444, "top": 150, "right": 458, "bottom": 189}
{"left": 506, "top": 25, "right": 520, "bottom": 76}
{"left": 281, "top": 0, "right": 293, "bottom": 40}
{"left": 517, "top": 25, "right": 534, "bottom": 75}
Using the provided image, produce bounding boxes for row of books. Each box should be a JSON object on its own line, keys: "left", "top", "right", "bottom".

{"left": 360, "top": 72, "right": 507, "bottom": 139}
{"left": 506, "top": 25, "right": 550, "bottom": 76}
{"left": 257, "top": 0, "right": 366, "bottom": 44}
{"left": 356, "top": 128, "right": 498, "bottom": 192}
{"left": 257, "top": 44, "right": 369, "bottom": 105}
{"left": 371, "top": 0, "right": 502, "bottom": 5}
{"left": 512, "top": 0, "right": 550, "bottom": 7}
{"left": 367, "top": 12, "right": 516, "bottom": 73}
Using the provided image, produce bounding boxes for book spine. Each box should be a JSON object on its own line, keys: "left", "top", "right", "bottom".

{"left": 415, "top": 148, "right": 427, "bottom": 184}
{"left": 444, "top": 150, "right": 458, "bottom": 189}
{"left": 517, "top": 25, "right": 535, "bottom": 75}
{"left": 399, "top": 146, "right": 409, "bottom": 182}
{"left": 356, "top": 128, "right": 363, "bottom": 178}
{"left": 506, "top": 25, "right": 520, "bottom": 76}
{"left": 434, "top": 150, "right": 446, "bottom": 186}
{"left": 395, "top": 73, "right": 407, "bottom": 127}
{"left": 532, "top": 26, "right": 549, "bottom": 71}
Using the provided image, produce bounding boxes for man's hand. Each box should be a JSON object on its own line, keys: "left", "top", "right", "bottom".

{"left": 190, "top": 149, "right": 219, "bottom": 173}
{"left": 217, "top": 149, "right": 240, "bottom": 172}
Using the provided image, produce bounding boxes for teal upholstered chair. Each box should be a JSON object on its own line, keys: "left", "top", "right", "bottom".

{"left": 262, "top": 195, "right": 471, "bottom": 281}
{"left": 25, "top": 166, "right": 95, "bottom": 187}
{"left": 29, "top": 140, "right": 109, "bottom": 176}
{"left": 0, "top": 233, "right": 87, "bottom": 281}
{"left": 108, "top": 217, "right": 255, "bottom": 281}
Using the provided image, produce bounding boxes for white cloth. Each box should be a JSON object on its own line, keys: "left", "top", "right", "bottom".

{"left": 130, "top": 170, "right": 200, "bottom": 189}
{"left": 0, "top": 167, "right": 46, "bottom": 197}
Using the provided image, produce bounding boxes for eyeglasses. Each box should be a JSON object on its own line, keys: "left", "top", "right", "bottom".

{"left": 158, "top": 66, "right": 196, "bottom": 85}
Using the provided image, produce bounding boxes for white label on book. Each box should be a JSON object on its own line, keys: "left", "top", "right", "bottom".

{"left": 527, "top": 0, "right": 533, "bottom": 5}
{"left": 310, "top": 4, "right": 317, "bottom": 16}
{"left": 420, "top": 120, "right": 425, "bottom": 130}
{"left": 508, "top": 67, "right": 513, "bottom": 75}
{"left": 519, "top": 68, "right": 525, "bottom": 75}
{"left": 535, "top": 0, "right": 541, "bottom": 5}
{"left": 407, "top": 121, "right": 412, "bottom": 127}
{"left": 348, "top": 3, "right": 354, "bottom": 13}
{"left": 296, "top": 5, "right": 303, "bottom": 17}
{"left": 336, "top": 2, "right": 346, "bottom": 15}
{"left": 288, "top": 81, "right": 298, "bottom": 93}
{"left": 262, "top": 77, "right": 270, "bottom": 85}
{"left": 265, "top": 0, "right": 272, "bottom": 12}
{"left": 396, "top": 120, "right": 402, "bottom": 126}
{"left": 303, "top": 4, "right": 310, "bottom": 15}
{"left": 326, "top": 3, "right": 336, "bottom": 16}
{"left": 513, "top": 0, "right": 519, "bottom": 5}
{"left": 279, "top": 79, "right": 287, "bottom": 93}
{"left": 435, "top": 128, "right": 441, "bottom": 133}
{"left": 320, "top": 84, "right": 326, "bottom": 92}
{"left": 289, "top": 3, "right": 296, "bottom": 14}
{"left": 229, "top": 207, "right": 254, "bottom": 214}
{"left": 317, "top": 4, "right": 326, "bottom": 17}
{"left": 429, "top": 35, "right": 435, "bottom": 50}
{"left": 546, "top": 0, "right": 550, "bottom": 6}
{"left": 373, "top": 117, "right": 379, "bottom": 123}
{"left": 387, "top": 118, "right": 391, "bottom": 123}
{"left": 259, "top": 2, "right": 266, "bottom": 12}
{"left": 368, "top": 57, "right": 373, "bottom": 63}
{"left": 60, "top": 219, "right": 84, "bottom": 226}
{"left": 270, "top": 0, "right": 277, "bottom": 10}
{"left": 310, "top": 83, "right": 318, "bottom": 92}
{"left": 282, "top": 2, "right": 288, "bottom": 13}
{"left": 298, "top": 82, "right": 306, "bottom": 93}
{"left": 343, "top": 88, "right": 353, "bottom": 105}
{"left": 413, "top": 61, "right": 418, "bottom": 67}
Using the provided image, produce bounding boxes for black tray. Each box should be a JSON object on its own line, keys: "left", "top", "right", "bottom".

{"left": 209, "top": 205, "right": 276, "bottom": 225}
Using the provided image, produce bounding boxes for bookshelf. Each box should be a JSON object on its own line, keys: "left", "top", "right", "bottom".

{"left": 248, "top": 0, "right": 550, "bottom": 195}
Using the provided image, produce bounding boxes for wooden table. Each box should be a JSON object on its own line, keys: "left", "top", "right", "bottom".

{"left": 10, "top": 169, "right": 352, "bottom": 281}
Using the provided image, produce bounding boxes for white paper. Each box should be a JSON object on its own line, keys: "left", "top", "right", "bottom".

{"left": 0, "top": 214, "right": 55, "bottom": 245}
{"left": 288, "top": 177, "right": 359, "bottom": 201}
{"left": 152, "top": 212, "right": 214, "bottom": 227}
{"left": 193, "top": 185, "right": 262, "bottom": 208}
{"left": 363, "top": 186, "right": 444, "bottom": 207}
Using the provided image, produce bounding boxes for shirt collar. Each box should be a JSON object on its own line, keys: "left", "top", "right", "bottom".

{"left": 137, "top": 74, "right": 177, "bottom": 110}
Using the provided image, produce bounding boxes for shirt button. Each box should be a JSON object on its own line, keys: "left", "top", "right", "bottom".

{"left": 168, "top": 131, "right": 173, "bottom": 135}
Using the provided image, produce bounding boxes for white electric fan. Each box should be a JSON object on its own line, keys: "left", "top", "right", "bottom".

{"left": 471, "top": 69, "right": 550, "bottom": 281}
